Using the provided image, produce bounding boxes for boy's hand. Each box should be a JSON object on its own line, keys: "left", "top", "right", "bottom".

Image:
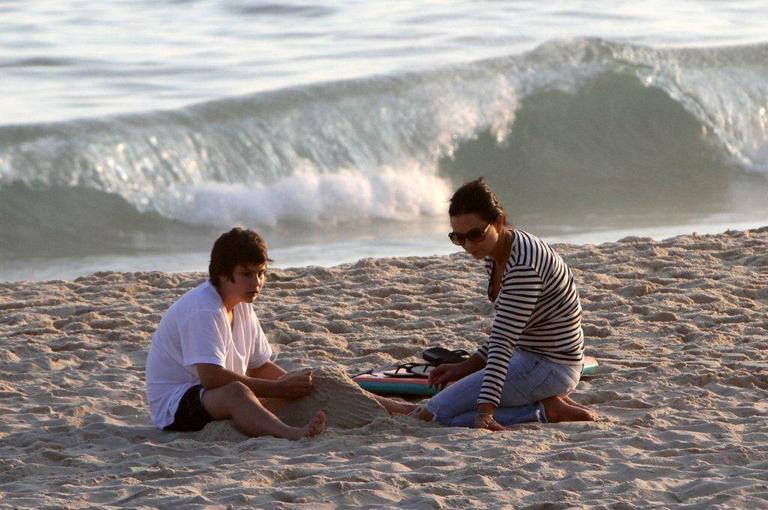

{"left": 274, "top": 368, "right": 313, "bottom": 399}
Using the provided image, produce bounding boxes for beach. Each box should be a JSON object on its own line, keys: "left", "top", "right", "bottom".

{"left": 1, "top": 227, "right": 767, "bottom": 508}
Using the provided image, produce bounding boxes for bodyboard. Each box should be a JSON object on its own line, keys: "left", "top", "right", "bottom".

{"left": 582, "top": 355, "right": 599, "bottom": 376}
{"left": 352, "top": 372, "right": 441, "bottom": 396}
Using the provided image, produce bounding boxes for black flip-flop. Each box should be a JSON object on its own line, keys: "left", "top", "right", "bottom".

{"left": 382, "top": 362, "right": 434, "bottom": 378}
{"left": 422, "top": 347, "right": 470, "bottom": 365}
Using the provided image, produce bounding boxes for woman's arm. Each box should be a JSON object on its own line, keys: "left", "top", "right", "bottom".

{"left": 428, "top": 353, "right": 486, "bottom": 388}
{"left": 477, "top": 265, "right": 543, "bottom": 408}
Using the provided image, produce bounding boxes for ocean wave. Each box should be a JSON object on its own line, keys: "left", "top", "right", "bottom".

{"left": 1, "top": 38, "right": 768, "bottom": 234}
{"left": 176, "top": 165, "right": 451, "bottom": 228}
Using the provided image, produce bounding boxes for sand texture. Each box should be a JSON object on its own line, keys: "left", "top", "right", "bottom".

{"left": 273, "top": 367, "right": 388, "bottom": 429}
{"left": 1, "top": 227, "right": 767, "bottom": 508}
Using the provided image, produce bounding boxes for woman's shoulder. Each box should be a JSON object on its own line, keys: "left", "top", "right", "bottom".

{"left": 507, "top": 229, "right": 558, "bottom": 270}
{"left": 511, "top": 229, "right": 570, "bottom": 275}
{"left": 512, "top": 229, "right": 553, "bottom": 253}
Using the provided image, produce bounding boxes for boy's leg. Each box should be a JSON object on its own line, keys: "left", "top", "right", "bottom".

{"left": 371, "top": 394, "right": 420, "bottom": 415}
{"left": 202, "top": 381, "right": 325, "bottom": 440}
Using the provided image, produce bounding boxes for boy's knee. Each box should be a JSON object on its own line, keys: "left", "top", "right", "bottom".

{"left": 223, "top": 381, "right": 254, "bottom": 401}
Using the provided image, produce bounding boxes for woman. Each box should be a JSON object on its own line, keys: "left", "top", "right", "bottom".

{"left": 407, "top": 178, "right": 597, "bottom": 429}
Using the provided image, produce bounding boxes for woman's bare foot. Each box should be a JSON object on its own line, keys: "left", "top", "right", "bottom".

{"left": 288, "top": 411, "right": 326, "bottom": 440}
{"left": 561, "top": 395, "right": 599, "bottom": 420}
{"left": 542, "top": 396, "right": 598, "bottom": 422}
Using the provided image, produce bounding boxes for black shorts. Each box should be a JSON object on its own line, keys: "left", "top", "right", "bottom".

{"left": 163, "top": 384, "right": 214, "bottom": 432}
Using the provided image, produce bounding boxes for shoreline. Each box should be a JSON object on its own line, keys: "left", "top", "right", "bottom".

{"left": 3, "top": 220, "right": 768, "bottom": 283}
{"left": 1, "top": 227, "right": 767, "bottom": 507}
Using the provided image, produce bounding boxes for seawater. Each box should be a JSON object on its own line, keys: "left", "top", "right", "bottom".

{"left": 2, "top": 1, "right": 768, "bottom": 281}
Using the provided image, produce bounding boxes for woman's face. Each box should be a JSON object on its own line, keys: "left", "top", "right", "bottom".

{"left": 449, "top": 213, "right": 503, "bottom": 260}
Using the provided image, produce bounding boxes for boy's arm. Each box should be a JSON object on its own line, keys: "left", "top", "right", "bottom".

{"left": 196, "top": 363, "right": 312, "bottom": 399}
{"left": 197, "top": 363, "right": 277, "bottom": 397}
{"left": 246, "top": 361, "right": 285, "bottom": 380}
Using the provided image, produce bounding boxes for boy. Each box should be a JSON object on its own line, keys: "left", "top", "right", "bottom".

{"left": 145, "top": 227, "right": 325, "bottom": 440}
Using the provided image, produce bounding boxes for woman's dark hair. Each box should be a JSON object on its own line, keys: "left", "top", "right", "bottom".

{"left": 209, "top": 227, "right": 272, "bottom": 288}
{"left": 448, "top": 177, "right": 505, "bottom": 223}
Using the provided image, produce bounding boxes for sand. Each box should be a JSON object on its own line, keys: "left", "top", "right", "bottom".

{"left": 1, "top": 227, "right": 767, "bottom": 508}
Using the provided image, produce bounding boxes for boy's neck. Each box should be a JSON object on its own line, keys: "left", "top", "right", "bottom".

{"left": 214, "top": 283, "right": 239, "bottom": 313}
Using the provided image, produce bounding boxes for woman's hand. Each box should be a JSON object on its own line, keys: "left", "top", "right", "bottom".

{"left": 428, "top": 362, "right": 467, "bottom": 389}
{"left": 474, "top": 413, "right": 506, "bottom": 431}
{"left": 428, "top": 354, "right": 485, "bottom": 389}
{"left": 474, "top": 404, "right": 505, "bottom": 431}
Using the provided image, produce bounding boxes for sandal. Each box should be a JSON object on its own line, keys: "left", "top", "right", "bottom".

{"left": 382, "top": 362, "right": 434, "bottom": 378}
{"left": 422, "top": 347, "right": 470, "bottom": 366}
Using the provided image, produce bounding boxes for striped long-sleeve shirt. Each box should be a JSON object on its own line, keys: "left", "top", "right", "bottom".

{"left": 476, "top": 229, "right": 584, "bottom": 407}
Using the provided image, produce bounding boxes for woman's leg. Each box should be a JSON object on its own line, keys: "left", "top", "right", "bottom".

{"left": 420, "top": 369, "right": 542, "bottom": 427}
{"left": 497, "top": 350, "right": 597, "bottom": 422}
{"left": 421, "top": 369, "right": 485, "bottom": 424}
{"left": 443, "top": 402, "right": 545, "bottom": 427}
{"left": 417, "top": 350, "right": 591, "bottom": 427}
{"left": 497, "top": 350, "right": 581, "bottom": 407}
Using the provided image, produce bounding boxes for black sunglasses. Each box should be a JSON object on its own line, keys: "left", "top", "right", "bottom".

{"left": 448, "top": 223, "right": 491, "bottom": 246}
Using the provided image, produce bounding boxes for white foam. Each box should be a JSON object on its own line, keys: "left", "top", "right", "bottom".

{"left": 174, "top": 163, "right": 452, "bottom": 228}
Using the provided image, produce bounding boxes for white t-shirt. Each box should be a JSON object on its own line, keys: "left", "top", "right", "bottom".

{"left": 145, "top": 281, "right": 273, "bottom": 429}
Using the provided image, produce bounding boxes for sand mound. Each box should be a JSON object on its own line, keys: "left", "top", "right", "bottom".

{"left": 276, "top": 366, "right": 388, "bottom": 429}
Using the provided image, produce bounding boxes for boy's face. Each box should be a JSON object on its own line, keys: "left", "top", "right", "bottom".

{"left": 220, "top": 262, "right": 268, "bottom": 307}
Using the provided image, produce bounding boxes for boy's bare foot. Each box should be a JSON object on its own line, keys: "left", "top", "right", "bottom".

{"left": 372, "top": 395, "right": 419, "bottom": 416}
{"left": 299, "top": 411, "right": 326, "bottom": 439}
{"left": 417, "top": 407, "right": 434, "bottom": 421}
{"left": 283, "top": 410, "right": 326, "bottom": 440}
{"left": 542, "top": 395, "right": 598, "bottom": 423}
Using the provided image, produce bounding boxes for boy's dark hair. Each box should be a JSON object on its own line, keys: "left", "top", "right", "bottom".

{"left": 448, "top": 177, "right": 505, "bottom": 223}
{"left": 209, "top": 227, "right": 272, "bottom": 288}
